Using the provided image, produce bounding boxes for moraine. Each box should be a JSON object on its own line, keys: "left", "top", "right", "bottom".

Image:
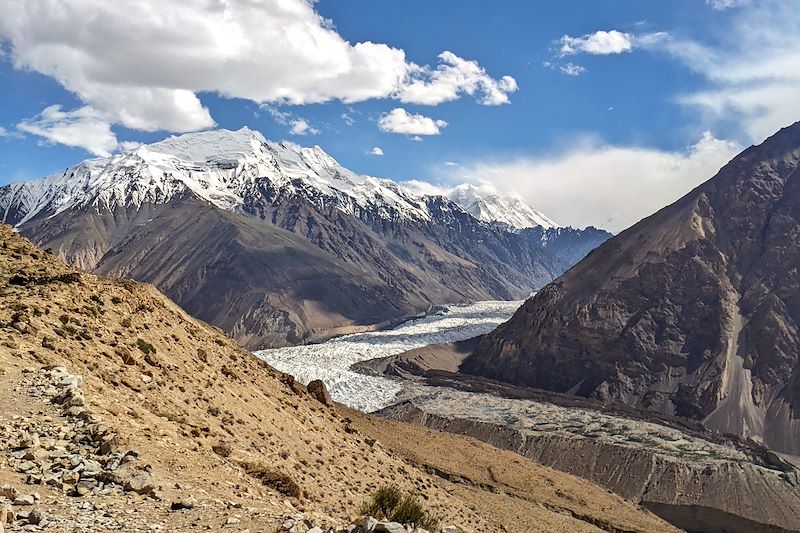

{"left": 254, "top": 300, "right": 521, "bottom": 412}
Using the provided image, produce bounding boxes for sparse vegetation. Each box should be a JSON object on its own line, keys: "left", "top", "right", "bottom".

{"left": 238, "top": 462, "right": 301, "bottom": 498}
{"left": 360, "top": 484, "right": 440, "bottom": 530}
{"left": 136, "top": 338, "right": 156, "bottom": 355}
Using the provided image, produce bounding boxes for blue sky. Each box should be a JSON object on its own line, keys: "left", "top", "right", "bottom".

{"left": 0, "top": 0, "right": 797, "bottom": 230}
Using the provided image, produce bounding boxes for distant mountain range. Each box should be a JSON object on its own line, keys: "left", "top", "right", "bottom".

{"left": 462, "top": 121, "right": 800, "bottom": 454}
{"left": 0, "top": 128, "right": 609, "bottom": 348}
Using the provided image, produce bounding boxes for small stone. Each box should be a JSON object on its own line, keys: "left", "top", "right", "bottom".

{"left": 20, "top": 434, "right": 40, "bottom": 449}
{"left": 212, "top": 441, "right": 232, "bottom": 458}
{"left": 57, "top": 375, "right": 82, "bottom": 389}
{"left": 1, "top": 504, "right": 13, "bottom": 524}
{"left": 17, "top": 461, "right": 37, "bottom": 472}
{"left": 360, "top": 517, "right": 378, "bottom": 531}
{"left": 170, "top": 497, "right": 196, "bottom": 511}
{"left": 27, "top": 509, "right": 45, "bottom": 526}
{"left": 225, "top": 517, "right": 240, "bottom": 525}
{"left": 140, "top": 374, "right": 152, "bottom": 384}
{"left": 0, "top": 485, "right": 17, "bottom": 501}
{"left": 75, "top": 480, "right": 97, "bottom": 496}
{"left": 307, "top": 528, "right": 323, "bottom": 533}
{"left": 62, "top": 471, "right": 80, "bottom": 485}
{"left": 12, "top": 495, "right": 35, "bottom": 506}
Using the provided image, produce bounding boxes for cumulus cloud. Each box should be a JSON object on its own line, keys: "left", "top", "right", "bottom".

{"left": 441, "top": 133, "right": 742, "bottom": 232}
{"left": 368, "top": 146, "right": 384, "bottom": 156}
{"left": 378, "top": 108, "right": 447, "bottom": 136}
{"left": 397, "top": 51, "right": 518, "bottom": 105}
{"left": 0, "top": 0, "right": 515, "bottom": 141}
{"left": 16, "top": 105, "right": 118, "bottom": 157}
{"left": 560, "top": 63, "right": 586, "bottom": 76}
{"left": 559, "top": 30, "right": 634, "bottom": 56}
{"left": 289, "top": 119, "right": 319, "bottom": 136}
{"left": 557, "top": 30, "right": 670, "bottom": 58}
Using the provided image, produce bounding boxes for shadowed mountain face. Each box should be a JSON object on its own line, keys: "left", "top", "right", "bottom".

{"left": 462, "top": 122, "right": 800, "bottom": 454}
{"left": 0, "top": 129, "right": 570, "bottom": 348}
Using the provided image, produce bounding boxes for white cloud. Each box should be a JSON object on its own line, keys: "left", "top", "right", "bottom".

{"left": 368, "top": 146, "right": 384, "bottom": 156}
{"left": 289, "top": 119, "right": 319, "bottom": 136}
{"left": 397, "top": 51, "right": 518, "bottom": 106}
{"left": 262, "top": 105, "right": 319, "bottom": 136}
{"left": 559, "top": 30, "right": 634, "bottom": 56}
{"left": 706, "top": 0, "right": 749, "bottom": 10}
{"left": 560, "top": 63, "right": 586, "bottom": 76}
{"left": 0, "top": 126, "right": 23, "bottom": 139}
{"left": 341, "top": 112, "right": 355, "bottom": 126}
{"left": 262, "top": 105, "right": 292, "bottom": 125}
{"left": 410, "top": 136, "right": 423, "bottom": 142}
{"left": 444, "top": 161, "right": 460, "bottom": 167}
{"left": 378, "top": 108, "right": 447, "bottom": 136}
{"left": 119, "top": 141, "right": 143, "bottom": 152}
{"left": 664, "top": 2, "right": 800, "bottom": 142}
{"left": 0, "top": 0, "right": 515, "bottom": 136}
{"left": 16, "top": 105, "right": 118, "bottom": 157}
{"left": 442, "top": 132, "right": 741, "bottom": 232}
{"left": 400, "top": 179, "right": 448, "bottom": 196}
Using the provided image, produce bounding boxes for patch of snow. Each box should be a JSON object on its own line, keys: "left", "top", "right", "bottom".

{"left": 254, "top": 300, "right": 521, "bottom": 413}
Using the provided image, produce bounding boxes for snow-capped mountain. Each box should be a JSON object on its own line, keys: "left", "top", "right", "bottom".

{"left": 1, "top": 127, "right": 432, "bottom": 227}
{"left": 447, "top": 183, "right": 558, "bottom": 230}
{"left": 1, "top": 128, "right": 581, "bottom": 349}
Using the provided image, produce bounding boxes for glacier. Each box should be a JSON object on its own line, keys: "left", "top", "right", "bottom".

{"left": 254, "top": 300, "right": 522, "bottom": 413}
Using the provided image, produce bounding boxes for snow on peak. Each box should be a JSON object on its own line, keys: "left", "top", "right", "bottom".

{"left": 448, "top": 183, "right": 558, "bottom": 229}
{"left": 1, "top": 128, "right": 555, "bottom": 232}
{"left": 0, "top": 128, "right": 433, "bottom": 226}
{"left": 138, "top": 127, "right": 268, "bottom": 163}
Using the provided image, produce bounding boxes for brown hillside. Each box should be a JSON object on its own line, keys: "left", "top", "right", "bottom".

{"left": 0, "top": 224, "right": 675, "bottom": 532}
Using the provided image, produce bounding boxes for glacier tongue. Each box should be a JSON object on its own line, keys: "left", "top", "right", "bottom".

{"left": 254, "top": 300, "right": 522, "bottom": 413}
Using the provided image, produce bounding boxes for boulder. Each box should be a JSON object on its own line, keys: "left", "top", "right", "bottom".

{"left": 124, "top": 470, "right": 155, "bottom": 495}
{"left": 306, "top": 380, "right": 334, "bottom": 407}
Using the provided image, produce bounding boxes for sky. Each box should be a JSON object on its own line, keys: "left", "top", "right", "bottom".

{"left": 0, "top": 0, "right": 798, "bottom": 232}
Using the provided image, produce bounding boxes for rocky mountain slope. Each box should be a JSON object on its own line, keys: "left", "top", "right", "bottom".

{"left": 0, "top": 224, "right": 677, "bottom": 532}
{"left": 0, "top": 128, "right": 569, "bottom": 349}
{"left": 461, "top": 121, "right": 800, "bottom": 454}
{"left": 519, "top": 225, "right": 612, "bottom": 266}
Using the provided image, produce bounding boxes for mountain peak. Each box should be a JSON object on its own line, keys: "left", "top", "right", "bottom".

{"left": 448, "top": 183, "right": 558, "bottom": 229}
